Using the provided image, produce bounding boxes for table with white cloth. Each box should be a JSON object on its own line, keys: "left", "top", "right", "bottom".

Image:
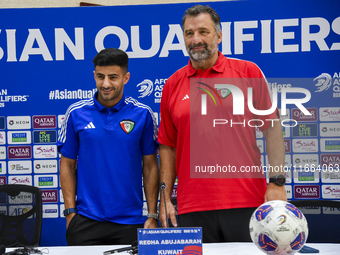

{"left": 5, "top": 243, "right": 339, "bottom": 255}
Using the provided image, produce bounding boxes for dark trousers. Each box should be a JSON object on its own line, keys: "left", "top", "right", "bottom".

{"left": 178, "top": 207, "right": 256, "bottom": 243}
{"left": 66, "top": 213, "right": 143, "bottom": 246}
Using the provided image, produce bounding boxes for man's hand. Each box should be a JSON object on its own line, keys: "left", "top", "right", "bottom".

{"left": 65, "top": 213, "right": 76, "bottom": 229}
{"left": 144, "top": 218, "right": 159, "bottom": 229}
{"left": 159, "top": 200, "right": 177, "bottom": 228}
{"left": 265, "top": 183, "right": 287, "bottom": 202}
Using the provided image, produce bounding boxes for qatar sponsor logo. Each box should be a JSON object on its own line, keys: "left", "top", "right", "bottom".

{"left": 8, "top": 146, "right": 31, "bottom": 159}
{"left": 33, "top": 145, "right": 57, "bottom": 158}
{"left": 33, "top": 115, "right": 56, "bottom": 129}
{"left": 0, "top": 177, "right": 6, "bottom": 185}
{"left": 41, "top": 190, "right": 58, "bottom": 203}
{"left": 7, "top": 116, "right": 31, "bottom": 130}
{"left": 321, "top": 154, "right": 340, "bottom": 166}
{"left": 319, "top": 107, "right": 340, "bottom": 121}
{"left": 292, "top": 139, "right": 318, "bottom": 153}
{"left": 314, "top": 72, "right": 340, "bottom": 98}
{"left": 292, "top": 108, "right": 318, "bottom": 122}
{"left": 294, "top": 185, "right": 320, "bottom": 199}
{"left": 322, "top": 185, "right": 340, "bottom": 199}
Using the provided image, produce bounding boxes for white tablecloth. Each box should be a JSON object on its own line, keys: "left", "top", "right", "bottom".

{"left": 6, "top": 243, "right": 339, "bottom": 255}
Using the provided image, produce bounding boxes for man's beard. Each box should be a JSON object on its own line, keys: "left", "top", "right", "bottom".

{"left": 187, "top": 41, "right": 218, "bottom": 62}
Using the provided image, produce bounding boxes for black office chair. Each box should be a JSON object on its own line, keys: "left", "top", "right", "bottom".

{"left": 289, "top": 200, "right": 340, "bottom": 243}
{"left": 0, "top": 184, "right": 42, "bottom": 247}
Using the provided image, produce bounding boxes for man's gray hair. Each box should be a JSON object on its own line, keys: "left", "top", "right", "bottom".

{"left": 182, "top": 5, "right": 221, "bottom": 34}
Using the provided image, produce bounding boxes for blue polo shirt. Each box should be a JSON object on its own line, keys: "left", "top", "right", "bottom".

{"left": 58, "top": 93, "right": 157, "bottom": 224}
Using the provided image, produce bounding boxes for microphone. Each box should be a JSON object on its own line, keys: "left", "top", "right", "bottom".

{"left": 160, "top": 182, "right": 168, "bottom": 228}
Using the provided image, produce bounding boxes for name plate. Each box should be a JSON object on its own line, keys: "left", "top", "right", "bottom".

{"left": 138, "top": 227, "right": 202, "bottom": 255}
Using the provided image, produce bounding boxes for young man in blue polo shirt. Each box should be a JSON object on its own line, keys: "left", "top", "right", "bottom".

{"left": 58, "top": 48, "right": 159, "bottom": 245}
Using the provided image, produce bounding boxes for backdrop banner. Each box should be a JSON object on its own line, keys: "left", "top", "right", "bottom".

{"left": 0, "top": 0, "right": 339, "bottom": 246}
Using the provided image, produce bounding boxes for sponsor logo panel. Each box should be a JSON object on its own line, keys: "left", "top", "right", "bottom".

{"left": 298, "top": 207, "right": 321, "bottom": 215}
{"left": 0, "top": 132, "right": 6, "bottom": 144}
{"left": 0, "top": 147, "right": 6, "bottom": 160}
{"left": 256, "top": 140, "right": 263, "bottom": 153}
{"left": 33, "top": 130, "right": 57, "bottom": 143}
{"left": 41, "top": 189, "right": 58, "bottom": 203}
{"left": 319, "top": 107, "right": 340, "bottom": 122}
{"left": 9, "top": 205, "right": 33, "bottom": 218}
{"left": 321, "top": 153, "right": 340, "bottom": 167}
{"left": 0, "top": 206, "right": 7, "bottom": 214}
{"left": 33, "top": 145, "right": 57, "bottom": 158}
{"left": 8, "top": 175, "right": 32, "bottom": 185}
{"left": 322, "top": 185, "right": 340, "bottom": 199}
{"left": 292, "top": 139, "right": 319, "bottom": 153}
{"left": 34, "top": 160, "right": 58, "bottom": 173}
{"left": 282, "top": 125, "right": 290, "bottom": 138}
{"left": 294, "top": 185, "right": 320, "bottom": 199}
{"left": 0, "top": 117, "right": 5, "bottom": 130}
{"left": 7, "top": 131, "right": 31, "bottom": 144}
{"left": 323, "top": 207, "right": 340, "bottom": 215}
{"left": 58, "top": 115, "right": 65, "bottom": 128}
{"left": 321, "top": 170, "right": 340, "bottom": 183}
{"left": 0, "top": 161, "right": 7, "bottom": 174}
{"left": 0, "top": 176, "right": 6, "bottom": 185}
{"left": 292, "top": 123, "right": 318, "bottom": 137}
{"left": 34, "top": 175, "right": 58, "bottom": 188}
{"left": 8, "top": 160, "right": 32, "bottom": 174}
{"left": 320, "top": 123, "right": 340, "bottom": 137}
{"left": 9, "top": 192, "right": 33, "bottom": 204}
{"left": 284, "top": 139, "right": 291, "bottom": 153}
{"left": 7, "top": 116, "right": 31, "bottom": 130}
{"left": 33, "top": 115, "right": 57, "bottom": 129}
{"left": 292, "top": 154, "right": 319, "bottom": 168}
{"left": 43, "top": 204, "right": 58, "bottom": 218}
{"left": 292, "top": 108, "right": 318, "bottom": 122}
{"left": 293, "top": 170, "right": 319, "bottom": 183}
{"left": 285, "top": 185, "right": 292, "bottom": 199}
{"left": 8, "top": 146, "right": 31, "bottom": 159}
{"left": 60, "top": 204, "right": 65, "bottom": 218}
{"left": 320, "top": 139, "right": 340, "bottom": 152}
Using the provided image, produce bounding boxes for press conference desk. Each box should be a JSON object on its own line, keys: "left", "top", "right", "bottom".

{"left": 6, "top": 243, "right": 339, "bottom": 254}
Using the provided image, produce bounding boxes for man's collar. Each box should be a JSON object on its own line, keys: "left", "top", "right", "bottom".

{"left": 93, "top": 92, "right": 126, "bottom": 112}
{"left": 187, "top": 51, "right": 225, "bottom": 77}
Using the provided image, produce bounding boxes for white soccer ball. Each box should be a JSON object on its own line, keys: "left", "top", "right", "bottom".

{"left": 249, "top": 200, "right": 308, "bottom": 255}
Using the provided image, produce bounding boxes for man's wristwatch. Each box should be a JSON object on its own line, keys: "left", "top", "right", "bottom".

{"left": 269, "top": 174, "right": 286, "bottom": 186}
{"left": 147, "top": 213, "right": 159, "bottom": 220}
{"left": 63, "top": 208, "right": 77, "bottom": 216}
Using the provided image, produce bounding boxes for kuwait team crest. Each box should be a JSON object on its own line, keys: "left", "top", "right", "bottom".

{"left": 120, "top": 120, "right": 135, "bottom": 134}
{"left": 217, "top": 88, "right": 231, "bottom": 98}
